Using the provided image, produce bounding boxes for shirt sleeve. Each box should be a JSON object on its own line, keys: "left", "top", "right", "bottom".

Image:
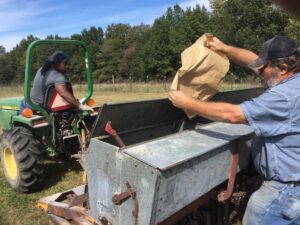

{"left": 240, "top": 90, "right": 291, "bottom": 137}
{"left": 53, "top": 72, "right": 66, "bottom": 85}
{"left": 47, "top": 70, "right": 66, "bottom": 85}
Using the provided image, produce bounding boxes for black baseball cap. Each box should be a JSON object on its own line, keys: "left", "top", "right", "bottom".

{"left": 248, "top": 36, "right": 298, "bottom": 69}
{"left": 49, "top": 50, "right": 68, "bottom": 64}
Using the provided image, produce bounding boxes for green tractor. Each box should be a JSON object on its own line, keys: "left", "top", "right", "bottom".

{"left": 0, "top": 40, "right": 97, "bottom": 192}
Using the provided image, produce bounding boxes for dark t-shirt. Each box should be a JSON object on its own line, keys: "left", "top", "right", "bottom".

{"left": 30, "top": 68, "right": 66, "bottom": 105}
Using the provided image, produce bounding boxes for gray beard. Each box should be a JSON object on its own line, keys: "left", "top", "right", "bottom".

{"left": 259, "top": 67, "right": 280, "bottom": 88}
{"left": 266, "top": 68, "right": 280, "bottom": 87}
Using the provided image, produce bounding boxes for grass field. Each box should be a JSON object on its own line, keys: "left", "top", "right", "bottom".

{"left": 0, "top": 82, "right": 260, "bottom": 225}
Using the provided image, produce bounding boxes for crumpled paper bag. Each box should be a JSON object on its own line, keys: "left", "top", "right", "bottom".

{"left": 171, "top": 34, "right": 230, "bottom": 118}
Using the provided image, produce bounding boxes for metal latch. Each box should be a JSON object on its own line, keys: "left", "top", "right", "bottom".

{"left": 112, "top": 181, "right": 139, "bottom": 225}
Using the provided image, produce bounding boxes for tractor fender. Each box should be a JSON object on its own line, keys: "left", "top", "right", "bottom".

{"left": 11, "top": 115, "right": 51, "bottom": 136}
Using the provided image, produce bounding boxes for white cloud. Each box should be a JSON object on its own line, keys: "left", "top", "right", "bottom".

{"left": 94, "top": 6, "right": 167, "bottom": 27}
{"left": 0, "top": 0, "right": 210, "bottom": 51}
{"left": 92, "top": 1, "right": 208, "bottom": 28}
{"left": 0, "top": 1, "right": 59, "bottom": 33}
{"left": 0, "top": 0, "right": 62, "bottom": 50}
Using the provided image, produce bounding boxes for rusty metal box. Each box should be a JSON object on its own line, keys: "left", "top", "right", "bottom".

{"left": 87, "top": 121, "right": 253, "bottom": 225}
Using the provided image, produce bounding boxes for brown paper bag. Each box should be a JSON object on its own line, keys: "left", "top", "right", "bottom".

{"left": 171, "top": 34, "right": 230, "bottom": 118}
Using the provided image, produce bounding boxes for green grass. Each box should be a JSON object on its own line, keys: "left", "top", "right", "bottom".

{"left": 0, "top": 160, "right": 83, "bottom": 225}
{"left": 0, "top": 82, "right": 260, "bottom": 225}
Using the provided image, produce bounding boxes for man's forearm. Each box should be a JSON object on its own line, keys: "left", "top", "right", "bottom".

{"left": 185, "top": 98, "right": 247, "bottom": 124}
{"left": 55, "top": 84, "right": 80, "bottom": 108}
{"left": 222, "top": 45, "right": 258, "bottom": 68}
{"left": 60, "top": 92, "right": 80, "bottom": 107}
{"left": 206, "top": 37, "right": 258, "bottom": 69}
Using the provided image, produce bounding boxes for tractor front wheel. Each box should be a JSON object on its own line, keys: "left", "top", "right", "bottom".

{"left": 0, "top": 127, "right": 44, "bottom": 192}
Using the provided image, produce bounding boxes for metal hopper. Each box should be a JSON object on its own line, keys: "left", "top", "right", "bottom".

{"left": 86, "top": 88, "right": 262, "bottom": 225}
{"left": 37, "top": 88, "right": 263, "bottom": 225}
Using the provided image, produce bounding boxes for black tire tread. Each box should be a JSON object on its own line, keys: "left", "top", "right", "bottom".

{"left": 1, "top": 127, "right": 44, "bottom": 192}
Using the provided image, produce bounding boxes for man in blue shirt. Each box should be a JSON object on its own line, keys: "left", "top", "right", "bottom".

{"left": 169, "top": 36, "right": 300, "bottom": 225}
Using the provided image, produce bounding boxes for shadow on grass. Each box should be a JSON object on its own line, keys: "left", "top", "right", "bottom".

{"left": 37, "top": 159, "right": 83, "bottom": 191}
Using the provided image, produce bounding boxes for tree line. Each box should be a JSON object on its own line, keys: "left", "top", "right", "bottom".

{"left": 0, "top": 0, "right": 299, "bottom": 85}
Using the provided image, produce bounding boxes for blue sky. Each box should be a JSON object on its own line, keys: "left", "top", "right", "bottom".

{"left": 0, "top": 0, "right": 210, "bottom": 51}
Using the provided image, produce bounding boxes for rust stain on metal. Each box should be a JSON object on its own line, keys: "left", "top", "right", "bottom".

{"left": 111, "top": 180, "right": 139, "bottom": 225}
{"left": 49, "top": 214, "right": 72, "bottom": 225}
{"left": 68, "top": 193, "right": 89, "bottom": 208}
{"left": 217, "top": 141, "right": 239, "bottom": 202}
{"left": 37, "top": 185, "right": 101, "bottom": 225}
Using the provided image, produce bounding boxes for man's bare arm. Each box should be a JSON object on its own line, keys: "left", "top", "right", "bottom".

{"left": 55, "top": 84, "right": 80, "bottom": 107}
{"left": 169, "top": 91, "right": 247, "bottom": 124}
{"left": 206, "top": 37, "right": 258, "bottom": 73}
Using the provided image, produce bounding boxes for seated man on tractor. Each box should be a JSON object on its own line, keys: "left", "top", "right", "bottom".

{"left": 21, "top": 50, "right": 93, "bottom": 113}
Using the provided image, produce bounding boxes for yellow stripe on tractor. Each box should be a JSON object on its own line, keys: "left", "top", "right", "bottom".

{"left": 0, "top": 105, "right": 20, "bottom": 110}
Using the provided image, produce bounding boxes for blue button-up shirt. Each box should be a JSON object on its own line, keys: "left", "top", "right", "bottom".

{"left": 240, "top": 73, "right": 300, "bottom": 182}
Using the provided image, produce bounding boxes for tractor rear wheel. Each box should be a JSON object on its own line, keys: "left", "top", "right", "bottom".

{"left": 0, "top": 127, "right": 44, "bottom": 192}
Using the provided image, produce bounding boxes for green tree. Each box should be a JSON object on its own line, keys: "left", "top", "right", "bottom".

{"left": 182, "top": 5, "right": 211, "bottom": 45}
{"left": 80, "top": 26, "right": 104, "bottom": 67}
{"left": 170, "top": 5, "right": 211, "bottom": 69}
{"left": 285, "top": 18, "right": 300, "bottom": 43}
{"left": 135, "top": 7, "right": 175, "bottom": 80}
{"left": 5, "top": 35, "right": 38, "bottom": 83}
{"left": 210, "top": 0, "right": 289, "bottom": 78}
{"left": 129, "top": 5, "right": 211, "bottom": 81}
{"left": 0, "top": 1, "right": 297, "bottom": 84}
{"left": 0, "top": 46, "right": 5, "bottom": 55}
{"left": 95, "top": 38, "right": 124, "bottom": 81}
{"left": 127, "top": 28, "right": 151, "bottom": 81}
{"left": 95, "top": 23, "right": 149, "bottom": 81}
{"left": 0, "top": 54, "right": 13, "bottom": 83}
{"left": 211, "top": 0, "right": 288, "bottom": 50}
{"left": 81, "top": 26, "right": 103, "bottom": 45}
